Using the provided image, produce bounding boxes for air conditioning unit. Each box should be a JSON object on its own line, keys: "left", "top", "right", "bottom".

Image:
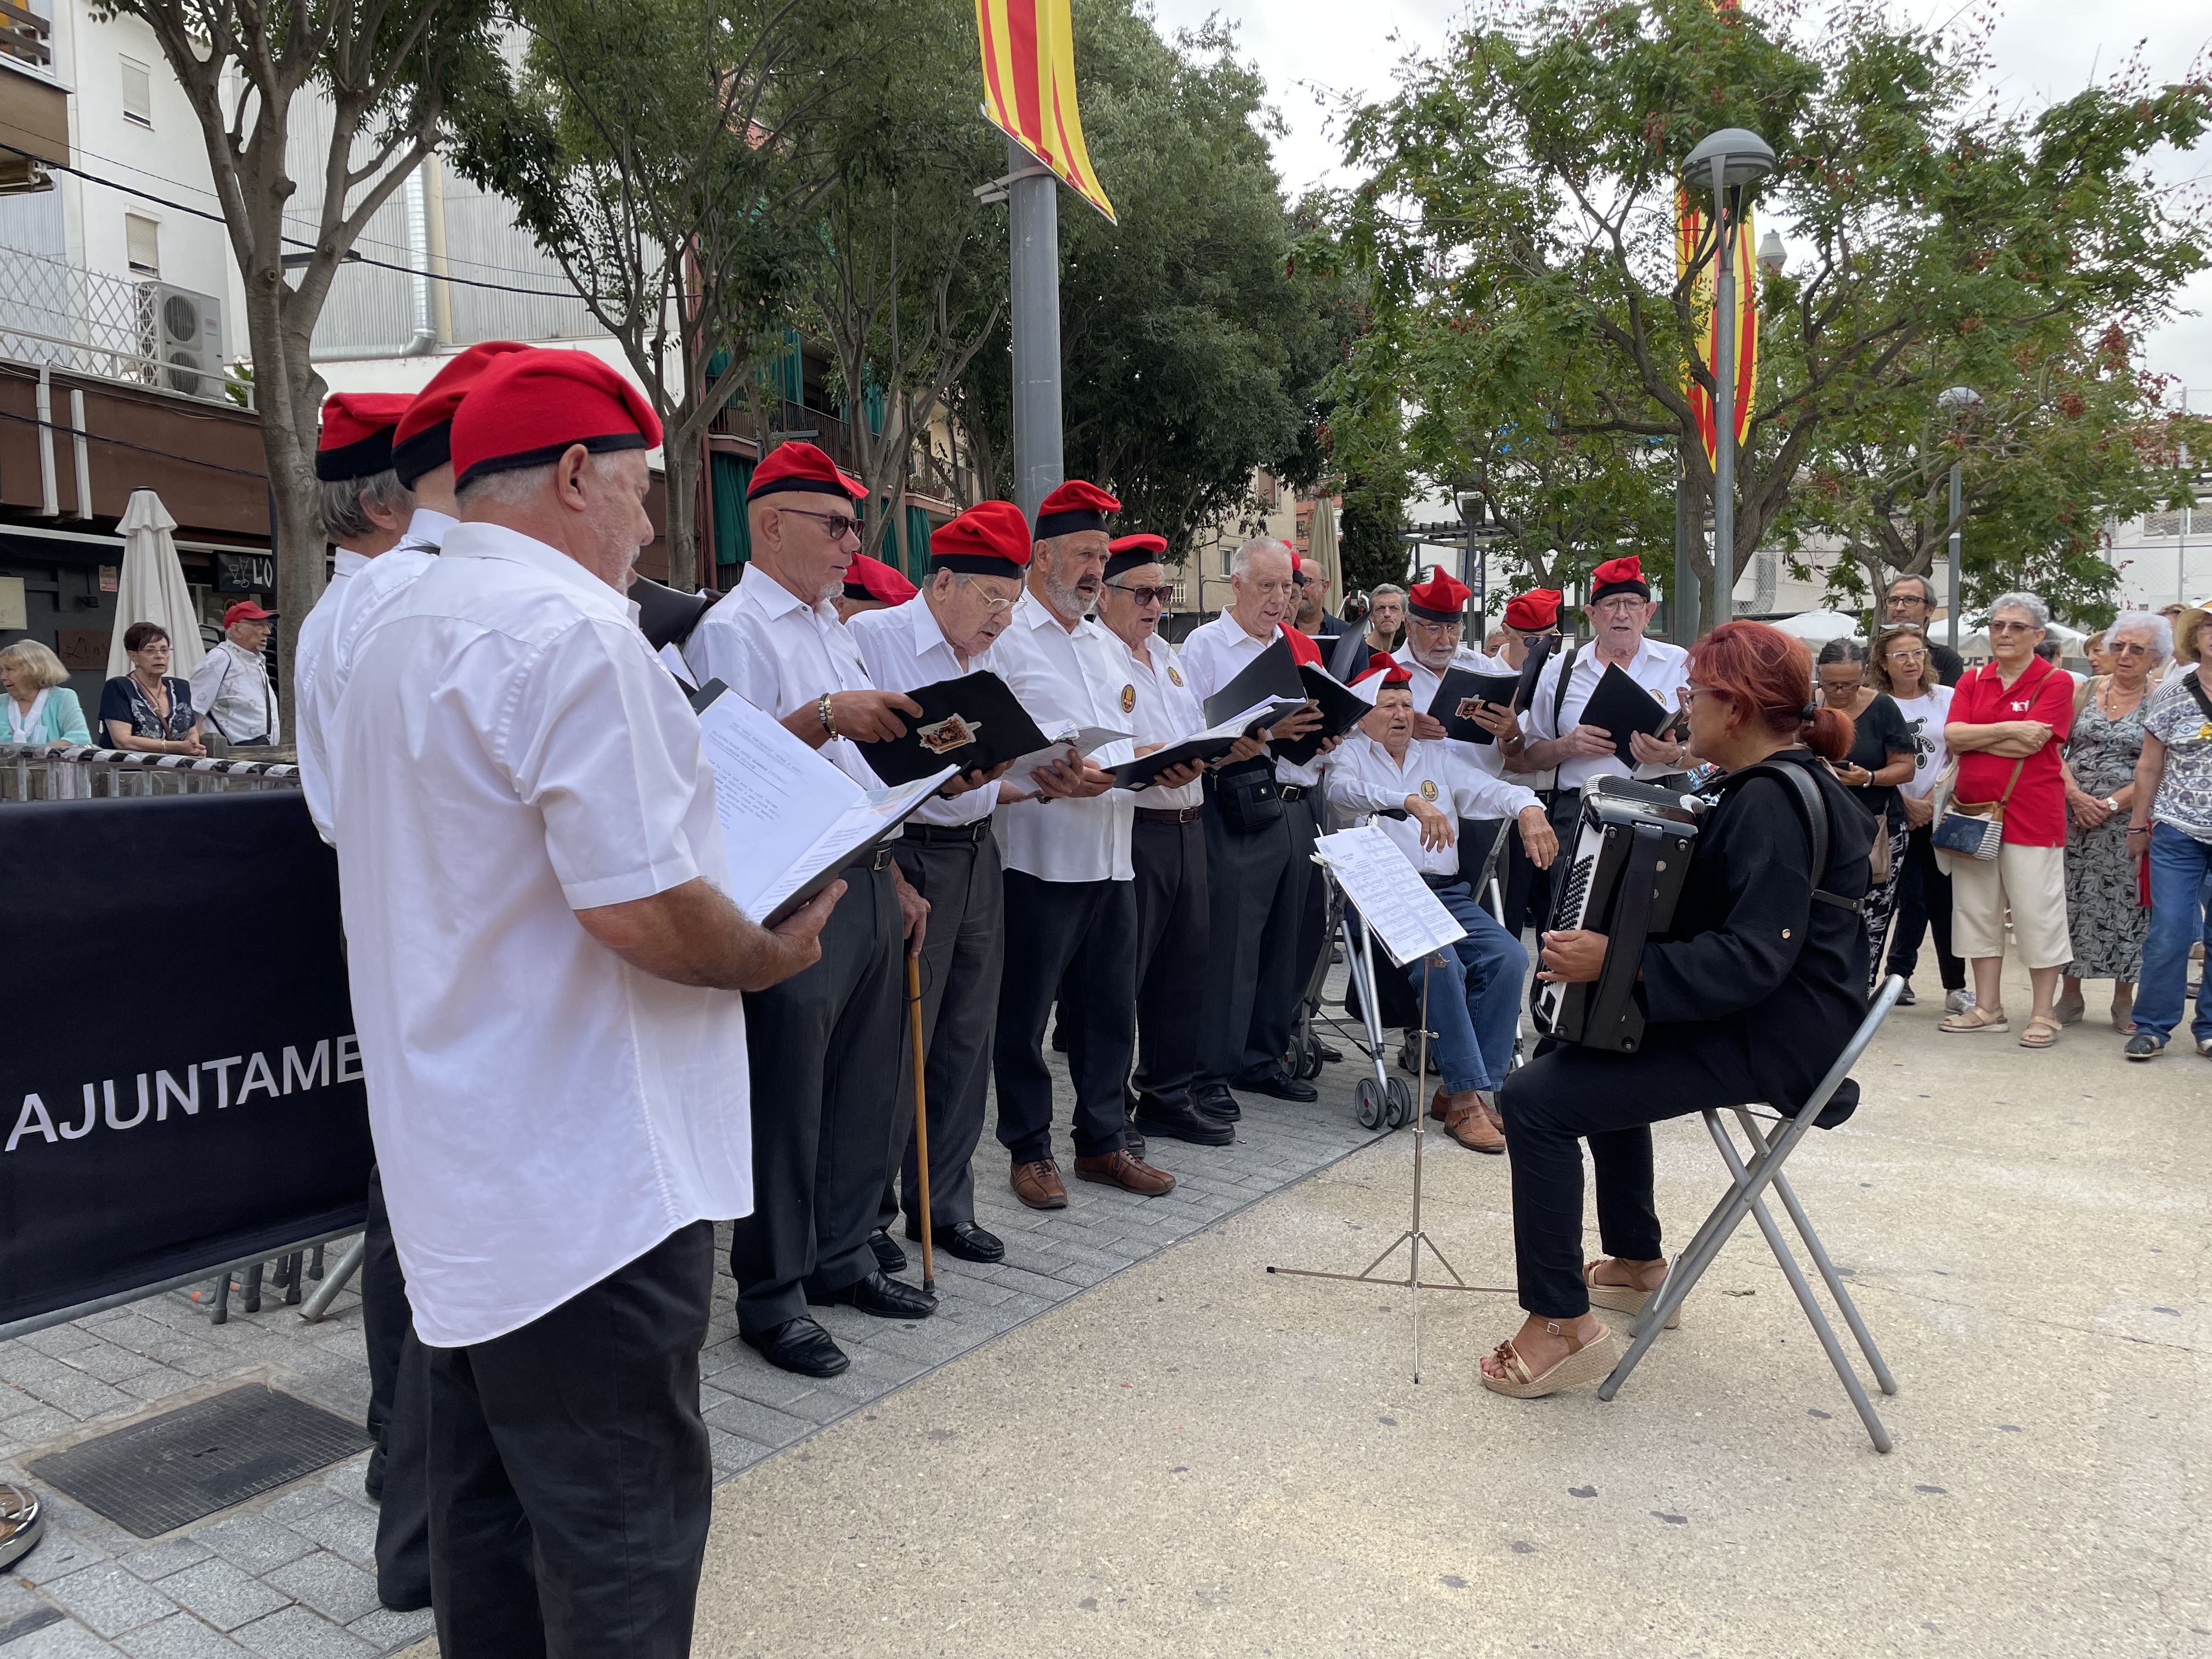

{"left": 137, "top": 283, "right": 224, "bottom": 400}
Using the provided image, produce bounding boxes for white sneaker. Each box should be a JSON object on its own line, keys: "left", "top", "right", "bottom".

{"left": 1944, "top": 989, "right": 1977, "bottom": 1015}
{"left": 2198, "top": 1038, "right": 2212, "bottom": 1059}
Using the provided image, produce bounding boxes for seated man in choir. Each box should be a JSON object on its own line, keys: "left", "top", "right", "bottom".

{"left": 1327, "top": 662, "right": 1558, "bottom": 1152}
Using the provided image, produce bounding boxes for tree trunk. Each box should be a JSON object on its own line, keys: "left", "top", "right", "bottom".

{"left": 237, "top": 245, "right": 328, "bottom": 686}
{"left": 662, "top": 421, "right": 703, "bottom": 593}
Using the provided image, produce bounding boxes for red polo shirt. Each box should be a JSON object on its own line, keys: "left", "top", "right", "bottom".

{"left": 1948, "top": 656, "right": 2072, "bottom": 846}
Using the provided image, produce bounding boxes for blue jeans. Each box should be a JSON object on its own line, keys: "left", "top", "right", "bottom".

{"left": 2133, "top": 823, "right": 2212, "bottom": 1046}
{"left": 1406, "top": 882, "right": 1528, "bottom": 1093}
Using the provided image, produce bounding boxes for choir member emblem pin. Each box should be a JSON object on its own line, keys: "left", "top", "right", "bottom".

{"left": 1121, "top": 684, "right": 1137, "bottom": 713}
{"left": 1419, "top": 780, "right": 1439, "bottom": 801}
{"left": 1168, "top": 666, "right": 1184, "bottom": 686}
{"left": 917, "top": 715, "right": 980, "bottom": 755}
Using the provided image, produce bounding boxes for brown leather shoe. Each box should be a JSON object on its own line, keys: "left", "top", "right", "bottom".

{"left": 1478, "top": 1088, "right": 1505, "bottom": 1135}
{"left": 1011, "top": 1158, "right": 1068, "bottom": 1209}
{"left": 1429, "top": 1087, "right": 1448, "bottom": 1122}
{"left": 1073, "top": 1149, "right": 1177, "bottom": 1195}
{"left": 1442, "top": 1097, "right": 1505, "bottom": 1155}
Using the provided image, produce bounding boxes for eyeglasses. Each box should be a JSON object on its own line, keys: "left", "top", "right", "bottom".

{"left": 1409, "top": 616, "right": 1463, "bottom": 633}
{"left": 1987, "top": 620, "right": 2039, "bottom": 634}
{"left": 778, "top": 506, "right": 861, "bottom": 542}
{"left": 1886, "top": 647, "right": 1928, "bottom": 662}
{"left": 2108, "top": 641, "right": 2152, "bottom": 656}
{"left": 1107, "top": 582, "right": 1174, "bottom": 606}
{"left": 1683, "top": 685, "right": 1729, "bottom": 704}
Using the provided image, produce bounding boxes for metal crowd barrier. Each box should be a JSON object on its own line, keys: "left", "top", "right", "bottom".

{"left": 0, "top": 742, "right": 302, "bottom": 802}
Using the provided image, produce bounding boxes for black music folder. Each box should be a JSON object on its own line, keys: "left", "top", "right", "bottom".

{"left": 1512, "top": 634, "right": 1555, "bottom": 712}
{"left": 852, "top": 670, "right": 1056, "bottom": 786}
{"left": 1426, "top": 667, "right": 1523, "bottom": 744}
{"left": 1273, "top": 663, "right": 1373, "bottom": 765}
{"left": 1200, "top": 634, "right": 1308, "bottom": 731}
{"left": 1109, "top": 721, "right": 1248, "bottom": 791}
{"left": 1582, "top": 663, "right": 1676, "bottom": 764}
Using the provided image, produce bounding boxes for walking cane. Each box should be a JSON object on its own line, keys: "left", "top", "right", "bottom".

{"left": 906, "top": 952, "right": 935, "bottom": 1295}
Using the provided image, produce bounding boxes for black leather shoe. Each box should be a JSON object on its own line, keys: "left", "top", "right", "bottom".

{"left": 1124, "top": 1115, "right": 1148, "bottom": 1162}
{"left": 905, "top": 1219, "right": 1006, "bottom": 1263}
{"left": 868, "top": 1228, "right": 906, "bottom": 1275}
{"left": 1234, "top": 1066, "right": 1318, "bottom": 1103}
{"left": 808, "top": 1269, "right": 938, "bottom": 1319}
{"left": 741, "top": 1316, "right": 850, "bottom": 1378}
{"left": 1193, "top": 1083, "right": 1240, "bottom": 1122}
{"left": 1312, "top": 1040, "right": 1343, "bottom": 1063}
{"left": 1135, "top": 1100, "right": 1234, "bottom": 1146}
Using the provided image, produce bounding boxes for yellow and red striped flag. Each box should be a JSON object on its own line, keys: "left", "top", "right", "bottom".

{"left": 975, "top": 0, "right": 1116, "bottom": 223}
{"left": 1677, "top": 187, "right": 1758, "bottom": 469}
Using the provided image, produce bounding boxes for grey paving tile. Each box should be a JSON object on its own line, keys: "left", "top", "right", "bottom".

{"left": 230, "top": 1606, "right": 374, "bottom": 1659}
{"left": 21, "top": 1325, "right": 104, "bottom": 1358}
{"left": 114, "top": 1613, "right": 252, "bottom": 1658}
{"left": 10, "top": 1529, "right": 112, "bottom": 1586}
{"left": 0, "top": 1347, "right": 78, "bottom": 1387}
{"left": 340, "top": 1606, "right": 434, "bottom": 1656}
{"left": 54, "top": 1344, "right": 168, "bottom": 1386}
{"left": 1, "top": 1614, "right": 117, "bottom": 1658}
{"left": 258, "top": 1487, "right": 342, "bottom": 1526}
{"left": 26, "top": 1370, "right": 137, "bottom": 1420}
{"left": 114, "top": 1538, "right": 215, "bottom": 1582}
{"left": 1, "top": 1402, "right": 79, "bottom": 1450}
{"left": 157, "top": 1562, "right": 290, "bottom": 1632}
{"left": 283, "top": 1503, "right": 377, "bottom": 1568}
{"left": 40, "top": 1561, "right": 179, "bottom": 1638}
{"left": 261, "top": 1552, "right": 379, "bottom": 1627}
{"left": 700, "top": 1393, "right": 813, "bottom": 1448}
{"left": 0, "top": 1577, "right": 53, "bottom": 1623}
{"left": 194, "top": 1516, "right": 314, "bottom": 1578}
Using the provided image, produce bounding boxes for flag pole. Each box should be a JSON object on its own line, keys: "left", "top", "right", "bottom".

{"left": 1007, "top": 136, "right": 1065, "bottom": 521}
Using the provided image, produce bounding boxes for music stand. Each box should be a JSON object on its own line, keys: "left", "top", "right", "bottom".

{"left": 1267, "top": 830, "right": 1514, "bottom": 1383}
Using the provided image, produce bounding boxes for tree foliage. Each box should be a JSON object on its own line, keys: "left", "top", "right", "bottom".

{"left": 1331, "top": 0, "right": 2211, "bottom": 627}
{"left": 94, "top": 0, "right": 506, "bottom": 661}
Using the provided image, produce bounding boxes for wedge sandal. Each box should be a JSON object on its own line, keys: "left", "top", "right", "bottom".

{"left": 2018, "top": 1015, "right": 2061, "bottom": 1049}
{"left": 1939, "top": 1006, "right": 2008, "bottom": 1034}
{"left": 1584, "top": 1260, "right": 1680, "bottom": 1329}
{"left": 1480, "top": 1322, "right": 1618, "bottom": 1399}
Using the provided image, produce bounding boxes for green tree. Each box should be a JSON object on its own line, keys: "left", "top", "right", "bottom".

{"left": 1332, "top": 0, "right": 2210, "bottom": 629}
{"left": 447, "top": 0, "right": 862, "bottom": 589}
{"left": 95, "top": 0, "right": 505, "bottom": 663}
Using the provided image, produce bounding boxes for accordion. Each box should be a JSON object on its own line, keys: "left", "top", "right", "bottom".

{"left": 1530, "top": 776, "right": 1706, "bottom": 1053}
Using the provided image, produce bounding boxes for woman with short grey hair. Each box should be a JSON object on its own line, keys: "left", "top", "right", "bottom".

{"left": 2056, "top": 610, "right": 2168, "bottom": 1031}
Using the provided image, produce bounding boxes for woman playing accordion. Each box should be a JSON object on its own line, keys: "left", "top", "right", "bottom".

{"left": 1480, "top": 621, "right": 1872, "bottom": 1398}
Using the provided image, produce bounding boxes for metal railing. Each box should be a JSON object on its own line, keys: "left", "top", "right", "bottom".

{"left": 1, "top": 743, "right": 301, "bottom": 802}
{"left": 0, "top": 246, "right": 251, "bottom": 407}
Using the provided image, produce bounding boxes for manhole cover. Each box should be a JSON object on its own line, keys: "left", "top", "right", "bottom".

{"left": 27, "top": 1385, "right": 370, "bottom": 1537}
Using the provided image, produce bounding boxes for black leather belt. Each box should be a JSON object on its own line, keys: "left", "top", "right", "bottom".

{"left": 902, "top": 817, "right": 994, "bottom": 844}
{"left": 1134, "top": 805, "right": 1203, "bottom": 825}
{"left": 844, "top": 846, "right": 896, "bottom": 873}
{"left": 1279, "top": 785, "right": 1308, "bottom": 802}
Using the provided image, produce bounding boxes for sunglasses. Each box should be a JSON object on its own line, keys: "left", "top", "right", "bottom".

{"left": 778, "top": 506, "right": 861, "bottom": 541}
{"left": 1107, "top": 582, "right": 1174, "bottom": 605}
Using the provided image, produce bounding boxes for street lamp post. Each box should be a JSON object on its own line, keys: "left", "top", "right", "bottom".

{"left": 1683, "top": 128, "right": 1776, "bottom": 632}
{"left": 1936, "top": 385, "right": 1982, "bottom": 653}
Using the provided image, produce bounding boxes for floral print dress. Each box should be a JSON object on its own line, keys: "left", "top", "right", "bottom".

{"left": 2063, "top": 684, "right": 2150, "bottom": 981}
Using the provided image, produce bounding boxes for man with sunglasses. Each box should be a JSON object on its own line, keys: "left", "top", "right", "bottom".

{"left": 684, "top": 441, "right": 944, "bottom": 1379}
{"left": 1097, "top": 533, "right": 1251, "bottom": 1149}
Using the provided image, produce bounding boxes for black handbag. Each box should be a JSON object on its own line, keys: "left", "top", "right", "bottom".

{"left": 1212, "top": 757, "right": 1284, "bottom": 834}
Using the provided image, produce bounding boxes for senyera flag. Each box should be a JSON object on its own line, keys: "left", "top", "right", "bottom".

{"left": 975, "top": 0, "right": 1116, "bottom": 222}
{"left": 1675, "top": 187, "right": 1758, "bottom": 470}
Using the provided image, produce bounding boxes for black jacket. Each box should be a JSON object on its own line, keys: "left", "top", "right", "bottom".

{"left": 1635, "top": 748, "right": 1872, "bottom": 1103}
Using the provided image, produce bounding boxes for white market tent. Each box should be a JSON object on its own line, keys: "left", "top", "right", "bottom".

{"left": 106, "top": 489, "right": 206, "bottom": 681}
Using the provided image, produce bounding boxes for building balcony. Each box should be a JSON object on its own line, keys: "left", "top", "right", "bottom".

{"left": 0, "top": 4, "right": 66, "bottom": 196}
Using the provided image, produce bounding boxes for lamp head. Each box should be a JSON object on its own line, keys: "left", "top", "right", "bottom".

{"left": 1683, "top": 128, "right": 1778, "bottom": 192}
{"left": 1937, "top": 385, "right": 1983, "bottom": 417}
{"left": 1756, "top": 228, "right": 1787, "bottom": 274}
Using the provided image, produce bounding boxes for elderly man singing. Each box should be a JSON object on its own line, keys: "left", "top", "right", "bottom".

{"left": 331, "top": 348, "right": 838, "bottom": 1656}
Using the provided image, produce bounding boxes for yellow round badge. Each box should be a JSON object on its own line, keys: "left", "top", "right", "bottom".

{"left": 1121, "top": 684, "right": 1137, "bottom": 714}
{"left": 1418, "top": 779, "right": 1439, "bottom": 802}
{"left": 1168, "top": 665, "right": 1184, "bottom": 686}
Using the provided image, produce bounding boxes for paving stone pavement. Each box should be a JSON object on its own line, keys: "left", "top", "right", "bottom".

{"left": 2, "top": 1018, "right": 1389, "bottom": 1659}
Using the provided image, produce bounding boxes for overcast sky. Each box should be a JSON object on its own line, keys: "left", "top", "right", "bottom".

{"left": 1148, "top": 0, "right": 2212, "bottom": 405}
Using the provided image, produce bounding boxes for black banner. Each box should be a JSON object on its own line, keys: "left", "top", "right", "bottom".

{"left": 1, "top": 792, "right": 370, "bottom": 1327}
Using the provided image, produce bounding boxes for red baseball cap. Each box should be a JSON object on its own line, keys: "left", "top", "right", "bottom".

{"left": 449, "top": 349, "right": 662, "bottom": 489}
{"left": 392, "top": 341, "right": 531, "bottom": 485}
{"left": 930, "top": 500, "right": 1033, "bottom": 573}
{"left": 749, "top": 440, "right": 866, "bottom": 503}
{"left": 223, "top": 601, "right": 278, "bottom": 627}
{"left": 1034, "top": 479, "right": 1120, "bottom": 539}
{"left": 315, "top": 392, "right": 411, "bottom": 481}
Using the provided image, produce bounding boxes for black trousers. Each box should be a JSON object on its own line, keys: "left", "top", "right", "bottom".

{"left": 730, "top": 864, "right": 901, "bottom": 1336}
{"left": 362, "top": 1166, "right": 431, "bottom": 1610}
{"left": 884, "top": 832, "right": 1004, "bottom": 1231}
{"left": 1286, "top": 794, "right": 1329, "bottom": 1033}
{"left": 1500, "top": 822, "right": 1551, "bottom": 937}
{"left": 1498, "top": 1035, "right": 1765, "bottom": 1318}
{"left": 1884, "top": 821, "right": 1965, "bottom": 991}
{"left": 994, "top": 870, "right": 1136, "bottom": 1163}
{"left": 1130, "top": 816, "right": 1209, "bottom": 1113}
{"left": 1196, "top": 797, "right": 1292, "bottom": 1087}
{"left": 426, "top": 1222, "right": 714, "bottom": 1659}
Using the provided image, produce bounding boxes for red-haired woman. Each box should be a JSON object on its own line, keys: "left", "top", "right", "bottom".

{"left": 1480, "top": 620, "right": 1872, "bottom": 1398}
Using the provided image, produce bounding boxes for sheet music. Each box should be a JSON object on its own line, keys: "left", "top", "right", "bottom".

{"left": 1006, "top": 724, "right": 1126, "bottom": 786}
{"left": 1313, "top": 825, "right": 1468, "bottom": 967}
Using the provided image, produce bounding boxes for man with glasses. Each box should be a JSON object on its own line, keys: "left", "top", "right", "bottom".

{"left": 1180, "top": 538, "right": 1338, "bottom": 1114}
{"left": 1096, "top": 533, "right": 1249, "bottom": 1149}
{"left": 987, "top": 479, "right": 1180, "bottom": 1211}
{"left": 1884, "top": 574, "right": 1965, "bottom": 685}
{"left": 684, "top": 441, "right": 943, "bottom": 1379}
{"left": 1502, "top": 555, "right": 1691, "bottom": 810}
{"left": 850, "top": 503, "right": 1030, "bottom": 1269}
{"left": 1294, "top": 555, "right": 1350, "bottom": 640}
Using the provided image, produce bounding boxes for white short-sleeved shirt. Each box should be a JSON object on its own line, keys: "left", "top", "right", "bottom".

{"left": 1890, "top": 685, "right": 1956, "bottom": 799}
{"left": 847, "top": 595, "right": 999, "bottom": 828}
{"left": 1522, "top": 635, "right": 1692, "bottom": 791}
{"left": 1325, "top": 731, "right": 1541, "bottom": 877}
{"left": 1177, "top": 610, "right": 1324, "bottom": 788}
{"left": 190, "top": 639, "right": 280, "bottom": 746}
{"left": 684, "top": 563, "right": 881, "bottom": 789}
{"left": 293, "top": 546, "right": 368, "bottom": 842}
{"left": 330, "top": 522, "right": 751, "bottom": 1349}
{"left": 1118, "top": 629, "right": 1206, "bottom": 811}
{"left": 983, "top": 592, "right": 1136, "bottom": 882}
